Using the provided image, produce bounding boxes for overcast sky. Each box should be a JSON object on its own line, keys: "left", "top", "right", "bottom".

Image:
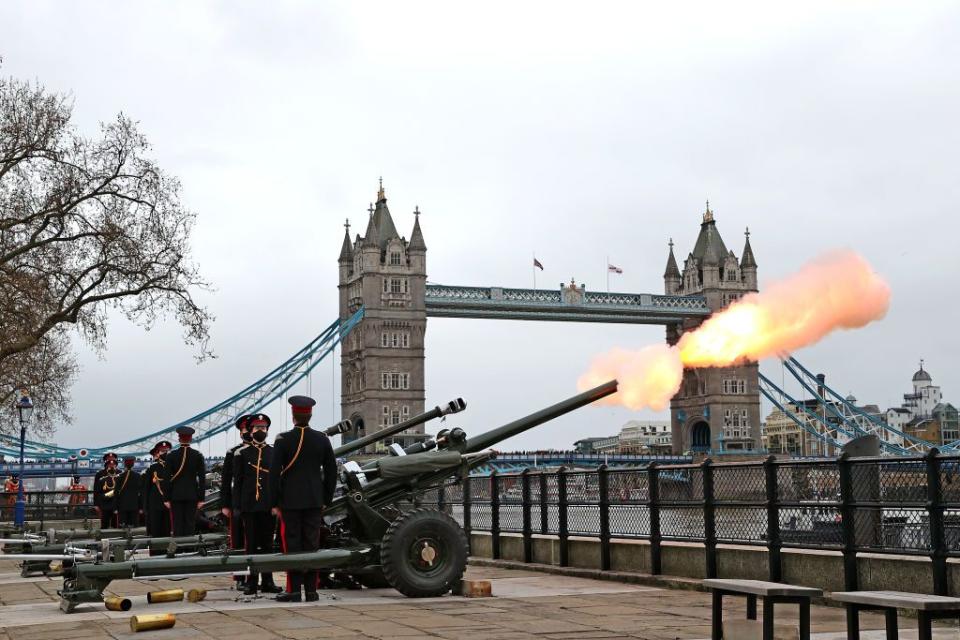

{"left": 2, "top": 1, "right": 958, "bottom": 454}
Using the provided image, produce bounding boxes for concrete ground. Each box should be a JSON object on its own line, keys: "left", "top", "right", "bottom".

{"left": 0, "top": 558, "right": 958, "bottom": 639}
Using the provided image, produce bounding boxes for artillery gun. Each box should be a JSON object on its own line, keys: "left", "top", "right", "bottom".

{"left": 56, "top": 380, "right": 617, "bottom": 612}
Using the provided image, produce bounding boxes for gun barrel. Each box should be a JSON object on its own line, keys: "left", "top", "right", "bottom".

{"left": 323, "top": 420, "right": 352, "bottom": 437}
{"left": 334, "top": 398, "right": 466, "bottom": 457}
{"left": 464, "top": 380, "right": 618, "bottom": 454}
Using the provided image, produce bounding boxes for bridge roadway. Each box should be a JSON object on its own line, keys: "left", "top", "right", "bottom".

{"left": 424, "top": 284, "right": 710, "bottom": 324}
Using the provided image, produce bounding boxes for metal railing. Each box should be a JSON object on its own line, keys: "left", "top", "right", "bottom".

{"left": 1, "top": 491, "right": 96, "bottom": 529}
{"left": 423, "top": 451, "right": 960, "bottom": 596}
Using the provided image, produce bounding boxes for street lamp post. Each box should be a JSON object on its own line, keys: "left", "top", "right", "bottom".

{"left": 14, "top": 390, "right": 34, "bottom": 529}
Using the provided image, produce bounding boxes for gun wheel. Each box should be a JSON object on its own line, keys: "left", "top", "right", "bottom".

{"left": 380, "top": 508, "right": 467, "bottom": 597}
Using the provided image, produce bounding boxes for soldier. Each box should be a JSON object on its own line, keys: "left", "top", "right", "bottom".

{"left": 3, "top": 473, "right": 19, "bottom": 519}
{"left": 116, "top": 456, "right": 142, "bottom": 527}
{"left": 233, "top": 413, "right": 282, "bottom": 595}
{"left": 93, "top": 454, "right": 120, "bottom": 529}
{"left": 221, "top": 414, "right": 252, "bottom": 590}
{"left": 161, "top": 426, "right": 206, "bottom": 536}
{"left": 68, "top": 475, "right": 87, "bottom": 516}
{"left": 269, "top": 396, "right": 338, "bottom": 603}
{"left": 142, "top": 441, "right": 172, "bottom": 549}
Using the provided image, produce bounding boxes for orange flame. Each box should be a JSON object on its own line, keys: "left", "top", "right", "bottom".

{"left": 577, "top": 250, "right": 891, "bottom": 411}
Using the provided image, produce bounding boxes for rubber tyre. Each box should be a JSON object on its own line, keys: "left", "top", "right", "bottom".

{"left": 380, "top": 508, "right": 468, "bottom": 597}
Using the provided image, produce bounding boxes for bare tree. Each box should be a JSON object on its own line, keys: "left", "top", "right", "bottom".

{"left": 0, "top": 75, "right": 213, "bottom": 437}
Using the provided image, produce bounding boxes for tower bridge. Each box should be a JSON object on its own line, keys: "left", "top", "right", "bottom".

{"left": 339, "top": 185, "right": 761, "bottom": 455}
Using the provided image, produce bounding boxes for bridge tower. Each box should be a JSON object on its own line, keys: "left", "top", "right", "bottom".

{"left": 665, "top": 203, "right": 761, "bottom": 454}
{"left": 338, "top": 181, "right": 428, "bottom": 449}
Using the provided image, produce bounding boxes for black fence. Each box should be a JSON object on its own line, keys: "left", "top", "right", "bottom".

{"left": 421, "top": 451, "right": 960, "bottom": 596}
{"left": 1, "top": 491, "right": 96, "bottom": 528}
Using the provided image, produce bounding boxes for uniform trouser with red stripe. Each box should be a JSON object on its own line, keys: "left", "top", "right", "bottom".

{"left": 228, "top": 511, "right": 245, "bottom": 582}
{"left": 230, "top": 511, "right": 245, "bottom": 548}
{"left": 279, "top": 508, "right": 323, "bottom": 593}
{"left": 242, "top": 511, "right": 276, "bottom": 587}
{"left": 170, "top": 501, "right": 197, "bottom": 537}
{"left": 145, "top": 507, "right": 170, "bottom": 555}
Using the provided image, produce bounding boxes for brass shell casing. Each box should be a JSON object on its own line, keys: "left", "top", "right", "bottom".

{"left": 130, "top": 614, "right": 176, "bottom": 632}
{"left": 186, "top": 588, "right": 207, "bottom": 603}
{"left": 146, "top": 589, "right": 184, "bottom": 604}
{"left": 104, "top": 596, "right": 132, "bottom": 611}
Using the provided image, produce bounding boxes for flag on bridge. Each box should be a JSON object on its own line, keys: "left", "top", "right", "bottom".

{"left": 608, "top": 264, "right": 623, "bottom": 274}
{"left": 533, "top": 257, "right": 544, "bottom": 270}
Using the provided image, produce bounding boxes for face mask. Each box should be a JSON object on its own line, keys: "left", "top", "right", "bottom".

{"left": 252, "top": 431, "right": 268, "bottom": 443}
{"left": 241, "top": 431, "right": 253, "bottom": 443}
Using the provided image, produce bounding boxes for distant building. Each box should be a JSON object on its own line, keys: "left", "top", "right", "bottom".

{"left": 935, "top": 403, "right": 959, "bottom": 444}
{"left": 618, "top": 420, "right": 672, "bottom": 454}
{"left": 573, "top": 436, "right": 619, "bottom": 454}
{"left": 885, "top": 362, "right": 955, "bottom": 446}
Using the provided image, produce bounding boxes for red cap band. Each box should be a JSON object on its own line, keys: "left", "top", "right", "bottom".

{"left": 291, "top": 406, "right": 313, "bottom": 415}
{"left": 249, "top": 418, "right": 269, "bottom": 427}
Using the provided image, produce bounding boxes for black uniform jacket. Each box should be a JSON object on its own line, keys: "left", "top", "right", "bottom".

{"left": 115, "top": 469, "right": 141, "bottom": 511}
{"left": 161, "top": 446, "right": 206, "bottom": 502}
{"left": 92, "top": 469, "right": 106, "bottom": 508}
{"left": 220, "top": 443, "right": 244, "bottom": 510}
{"left": 233, "top": 443, "right": 273, "bottom": 513}
{"left": 141, "top": 461, "right": 167, "bottom": 512}
{"left": 269, "top": 426, "right": 337, "bottom": 510}
{"left": 94, "top": 470, "right": 119, "bottom": 510}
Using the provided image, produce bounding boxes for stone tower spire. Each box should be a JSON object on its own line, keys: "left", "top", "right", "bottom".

{"left": 663, "top": 238, "right": 681, "bottom": 295}
{"left": 740, "top": 227, "right": 758, "bottom": 290}
{"left": 339, "top": 219, "right": 353, "bottom": 263}
{"left": 408, "top": 206, "right": 426, "bottom": 252}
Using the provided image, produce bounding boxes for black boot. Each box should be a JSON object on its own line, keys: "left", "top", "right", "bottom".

{"left": 304, "top": 591, "right": 319, "bottom": 602}
{"left": 260, "top": 574, "right": 282, "bottom": 594}
{"left": 243, "top": 582, "right": 258, "bottom": 596}
{"left": 275, "top": 591, "right": 301, "bottom": 603}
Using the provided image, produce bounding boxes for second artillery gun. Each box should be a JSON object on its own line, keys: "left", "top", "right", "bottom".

{"left": 56, "top": 380, "right": 618, "bottom": 612}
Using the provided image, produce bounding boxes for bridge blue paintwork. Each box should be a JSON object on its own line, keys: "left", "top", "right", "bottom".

{"left": 424, "top": 285, "right": 709, "bottom": 324}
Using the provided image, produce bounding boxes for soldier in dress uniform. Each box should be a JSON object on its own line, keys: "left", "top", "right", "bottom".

{"left": 269, "top": 396, "right": 338, "bottom": 602}
{"left": 116, "top": 456, "right": 141, "bottom": 527}
{"left": 233, "top": 413, "right": 282, "bottom": 595}
{"left": 221, "top": 415, "right": 252, "bottom": 589}
{"left": 142, "top": 441, "right": 172, "bottom": 549}
{"left": 3, "top": 474, "right": 19, "bottom": 519}
{"left": 161, "top": 426, "right": 206, "bottom": 536}
{"left": 93, "top": 454, "right": 120, "bottom": 529}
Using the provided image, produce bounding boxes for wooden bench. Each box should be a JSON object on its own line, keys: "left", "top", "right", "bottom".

{"left": 831, "top": 590, "right": 960, "bottom": 640}
{"left": 703, "top": 579, "right": 823, "bottom": 640}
